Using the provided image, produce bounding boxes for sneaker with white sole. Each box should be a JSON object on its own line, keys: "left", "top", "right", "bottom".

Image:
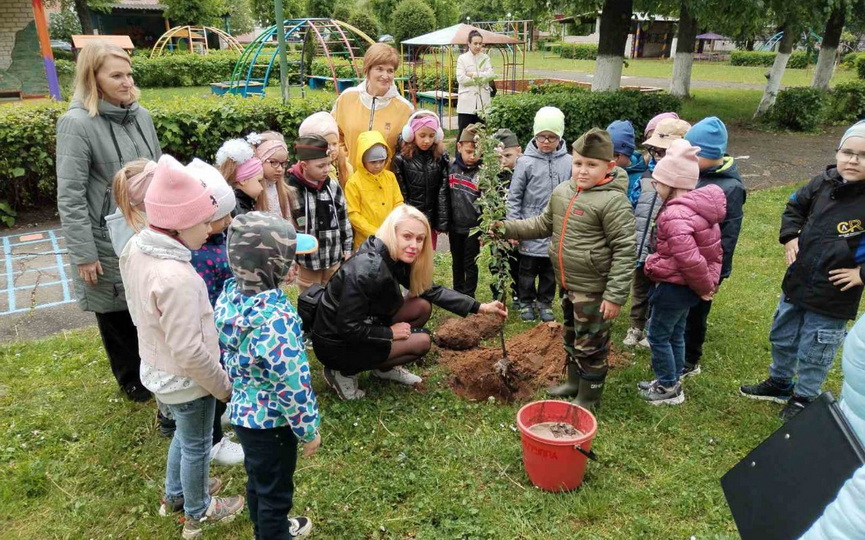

{"left": 181, "top": 495, "right": 245, "bottom": 539}
{"left": 637, "top": 336, "right": 650, "bottom": 348}
{"left": 289, "top": 516, "right": 313, "bottom": 538}
{"left": 371, "top": 366, "right": 422, "bottom": 386}
{"left": 323, "top": 368, "right": 366, "bottom": 400}
{"left": 210, "top": 438, "right": 244, "bottom": 466}
{"left": 159, "top": 478, "right": 223, "bottom": 516}
{"left": 623, "top": 327, "right": 643, "bottom": 347}
{"left": 739, "top": 377, "right": 794, "bottom": 404}
{"left": 681, "top": 364, "right": 702, "bottom": 379}
{"left": 639, "top": 380, "right": 685, "bottom": 405}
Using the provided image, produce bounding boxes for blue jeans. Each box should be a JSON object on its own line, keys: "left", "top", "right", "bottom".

{"left": 165, "top": 396, "right": 216, "bottom": 519}
{"left": 234, "top": 425, "right": 298, "bottom": 540}
{"left": 648, "top": 304, "right": 690, "bottom": 387}
{"left": 769, "top": 295, "right": 847, "bottom": 398}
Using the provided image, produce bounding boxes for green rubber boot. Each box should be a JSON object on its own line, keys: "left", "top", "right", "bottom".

{"left": 547, "top": 363, "right": 581, "bottom": 398}
{"left": 571, "top": 376, "right": 605, "bottom": 412}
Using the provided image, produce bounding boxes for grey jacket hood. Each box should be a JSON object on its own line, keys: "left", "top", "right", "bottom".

{"left": 506, "top": 138, "right": 572, "bottom": 257}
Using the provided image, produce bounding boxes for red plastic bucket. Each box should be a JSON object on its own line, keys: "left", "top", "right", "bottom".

{"left": 516, "top": 400, "right": 598, "bottom": 492}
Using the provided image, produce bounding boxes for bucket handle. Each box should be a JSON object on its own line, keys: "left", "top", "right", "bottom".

{"left": 574, "top": 444, "right": 597, "bottom": 461}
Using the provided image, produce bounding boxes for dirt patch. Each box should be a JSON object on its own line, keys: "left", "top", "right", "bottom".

{"left": 434, "top": 313, "right": 504, "bottom": 350}
{"left": 437, "top": 322, "right": 628, "bottom": 402}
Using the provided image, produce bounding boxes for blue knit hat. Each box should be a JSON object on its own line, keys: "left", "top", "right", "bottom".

{"left": 606, "top": 120, "right": 635, "bottom": 156}
{"left": 684, "top": 116, "right": 728, "bottom": 159}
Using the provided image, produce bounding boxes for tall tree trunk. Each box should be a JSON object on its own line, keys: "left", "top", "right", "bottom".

{"left": 670, "top": 0, "right": 698, "bottom": 98}
{"left": 74, "top": 0, "right": 94, "bottom": 35}
{"left": 755, "top": 24, "right": 795, "bottom": 117}
{"left": 592, "top": 0, "right": 634, "bottom": 91}
{"left": 812, "top": 2, "right": 845, "bottom": 91}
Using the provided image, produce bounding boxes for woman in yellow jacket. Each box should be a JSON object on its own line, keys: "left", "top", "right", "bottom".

{"left": 345, "top": 130, "right": 404, "bottom": 250}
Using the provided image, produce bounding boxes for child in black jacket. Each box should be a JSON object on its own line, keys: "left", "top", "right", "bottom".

{"left": 741, "top": 121, "right": 865, "bottom": 421}
{"left": 439, "top": 124, "right": 482, "bottom": 298}
{"left": 392, "top": 112, "right": 449, "bottom": 249}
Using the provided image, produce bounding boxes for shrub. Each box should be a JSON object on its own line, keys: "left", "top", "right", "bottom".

{"left": 348, "top": 10, "right": 380, "bottom": 41}
{"left": 51, "top": 49, "right": 74, "bottom": 62}
{"left": 527, "top": 83, "right": 590, "bottom": 95}
{"left": 0, "top": 95, "right": 334, "bottom": 212}
{"left": 768, "top": 87, "right": 826, "bottom": 131}
{"left": 560, "top": 44, "right": 598, "bottom": 60}
{"left": 841, "top": 51, "right": 865, "bottom": 69}
{"left": 391, "top": 0, "right": 436, "bottom": 45}
{"left": 856, "top": 56, "right": 865, "bottom": 79}
{"left": 828, "top": 81, "right": 865, "bottom": 123}
{"left": 486, "top": 90, "right": 681, "bottom": 146}
{"left": 730, "top": 50, "right": 810, "bottom": 68}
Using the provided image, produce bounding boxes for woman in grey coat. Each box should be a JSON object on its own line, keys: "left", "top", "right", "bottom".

{"left": 56, "top": 41, "right": 161, "bottom": 402}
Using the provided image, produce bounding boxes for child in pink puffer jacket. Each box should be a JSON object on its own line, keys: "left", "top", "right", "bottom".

{"left": 638, "top": 139, "right": 726, "bottom": 405}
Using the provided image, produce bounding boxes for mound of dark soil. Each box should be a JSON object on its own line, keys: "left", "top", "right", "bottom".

{"left": 434, "top": 313, "right": 504, "bottom": 350}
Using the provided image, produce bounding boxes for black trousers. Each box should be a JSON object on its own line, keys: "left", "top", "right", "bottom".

{"left": 94, "top": 309, "right": 142, "bottom": 390}
{"left": 449, "top": 231, "right": 481, "bottom": 298}
{"left": 489, "top": 245, "right": 520, "bottom": 302}
{"left": 518, "top": 255, "right": 556, "bottom": 307}
{"left": 684, "top": 298, "right": 713, "bottom": 367}
{"left": 234, "top": 425, "right": 298, "bottom": 540}
{"left": 457, "top": 113, "right": 483, "bottom": 142}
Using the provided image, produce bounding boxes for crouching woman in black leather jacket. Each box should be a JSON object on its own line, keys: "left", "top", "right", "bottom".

{"left": 312, "top": 205, "right": 507, "bottom": 400}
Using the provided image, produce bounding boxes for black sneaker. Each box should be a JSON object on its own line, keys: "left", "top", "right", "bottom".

{"left": 520, "top": 305, "right": 537, "bottom": 322}
{"left": 289, "top": 516, "right": 313, "bottom": 538}
{"left": 739, "top": 378, "right": 794, "bottom": 404}
{"left": 681, "top": 364, "right": 701, "bottom": 379}
{"left": 123, "top": 382, "right": 152, "bottom": 403}
{"left": 779, "top": 395, "right": 812, "bottom": 422}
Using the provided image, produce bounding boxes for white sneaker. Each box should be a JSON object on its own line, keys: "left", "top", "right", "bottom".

{"left": 623, "top": 327, "right": 643, "bottom": 347}
{"left": 371, "top": 366, "right": 423, "bottom": 386}
{"left": 637, "top": 336, "right": 650, "bottom": 348}
{"left": 323, "top": 368, "right": 366, "bottom": 400}
{"left": 210, "top": 438, "right": 244, "bottom": 466}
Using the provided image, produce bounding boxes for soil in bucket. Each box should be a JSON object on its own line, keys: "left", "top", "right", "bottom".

{"left": 517, "top": 400, "right": 598, "bottom": 491}
{"left": 436, "top": 322, "right": 629, "bottom": 403}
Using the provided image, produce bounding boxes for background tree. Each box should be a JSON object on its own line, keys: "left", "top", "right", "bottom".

{"left": 812, "top": 0, "right": 846, "bottom": 91}
{"left": 755, "top": 0, "right": 826, "bottom": 117}
{"left": 162, "top": 0, "right": 226, "bottom": 26}
{"left": 250, "top": 0, "right": 303, "bottom": 26}
{"left": 46, "top": 0, "right": 113, "bottom": 36}
{"left": 306, "top": 0, "right": 336, "bottom": 18}
{"left": 349, "top": 10, "right": 381, "bottom": 40}
{"left": 49, "top": 7, "right": 82, "bottom": 42}
{"left": 391, "top": 0, "right": 437, "bottom": 44}
{"left": 331, "top": 2, "right": 353, "bottom": 23}
{"left": 224, "top": 0, "right": 254, "bottom": 35}
{"left": 369, "top": 0, "right": 400, "bottom": 29}
{"left": 669, "top": 0, "right": 698, "bottom": 98}
{"left": 592, "top": 0, "right": 634, "bottom": 91}
{"left": 430, "top": 0, "right": 459, "bottom": 28}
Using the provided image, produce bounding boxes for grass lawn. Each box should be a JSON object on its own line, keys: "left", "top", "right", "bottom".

{"left": 499, "top": 52, "right": 859, "bottom": 87}
{"left": 0, "top": 183, "right": 843, "bottom": 539}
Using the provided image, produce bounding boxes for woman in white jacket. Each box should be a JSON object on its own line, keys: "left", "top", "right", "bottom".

{"left": 456, "top": 30, "right": 495, "bottom": 140}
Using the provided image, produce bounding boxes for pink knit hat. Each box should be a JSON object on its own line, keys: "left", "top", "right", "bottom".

{"left": 644, "top": 112, "right": 680, "bottom": 137}
{"left": 651, "top": 139, "right": 701, "bottom": 191}
{"left": 145, "top": 155, "right": 217, "bottom": 230}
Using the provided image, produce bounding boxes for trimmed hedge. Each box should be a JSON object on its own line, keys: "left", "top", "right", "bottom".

{"left": 486, "top": 90, "right": 681, "bottom": 146}
{"left": 841, "top": 52, "right": 865, "bottom": 69}
{"left": 856, "top": 56, "right": 865, "bottom": 79}
{"left": 0, "top": 95, "right": 334, "bottom": 210}
{"left": 544, "top": 42, "right": 598, "bottom": 60}
{"left": 828, "top": 81, "right": 865, "bottom": 123}
{"left": 730, "top": 50, "right": 810, "bottom": 69}
{"left": 768, "top": 87, "right": 827, "bottom": 131}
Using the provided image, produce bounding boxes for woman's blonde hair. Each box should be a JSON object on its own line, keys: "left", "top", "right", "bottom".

{"left": 376, "top": 205, "right": 433, "bottom": 296}
{"left": 72, "top": 41, "right": 140, "bottom": 117}
{"left": 113, "top": 159, "right": 153, "bottom": 231}
{"left": 362, "top": 43, "right": 400, "bottom": 77}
